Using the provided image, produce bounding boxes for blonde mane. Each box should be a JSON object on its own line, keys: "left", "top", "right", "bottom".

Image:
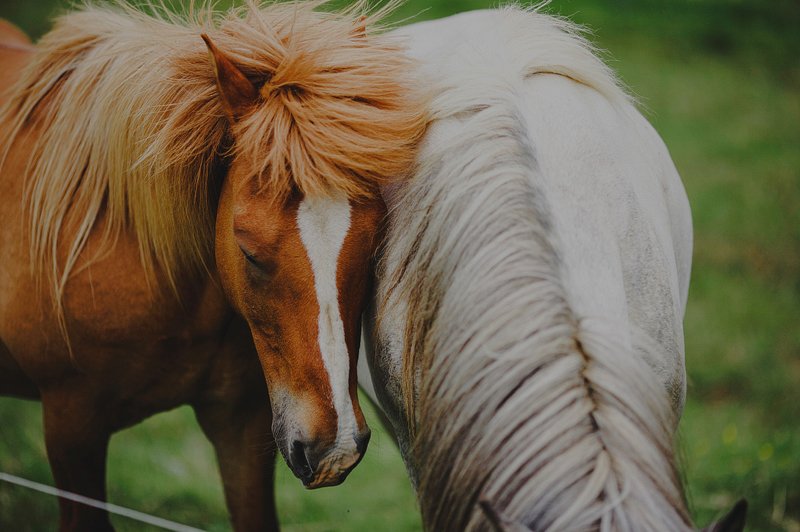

{"left": 0, "top": 0, "right": 426, "bottom": 307}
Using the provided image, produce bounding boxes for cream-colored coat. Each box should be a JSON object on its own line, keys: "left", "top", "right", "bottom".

{"left": 361, "top": 8, "right": 697, "bottom": 530}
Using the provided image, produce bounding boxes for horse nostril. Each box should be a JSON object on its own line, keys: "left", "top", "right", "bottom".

{"left": 355, "top": 428, "right": 371, "bottom": 456}
{"left": 290, "top": 440, "right": 315, "bottom": 483}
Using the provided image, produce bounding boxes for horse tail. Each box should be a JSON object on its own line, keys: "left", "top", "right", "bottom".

{"left": 404, "top": 163, "right": 695, "bottom": 530}
{"left": 386, "top": 59, "right": 692, "bottom": 532}
{"left": 537, "top": 315, "right": 692, "bottom": 530}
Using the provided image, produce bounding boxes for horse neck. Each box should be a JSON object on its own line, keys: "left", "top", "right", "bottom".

{"left": 382, "top": 84, "right": 691, "bottom": 531}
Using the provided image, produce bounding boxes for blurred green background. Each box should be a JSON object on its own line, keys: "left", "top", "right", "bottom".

{"left": 0, "top": 0, "right": 798, "bottom": 530}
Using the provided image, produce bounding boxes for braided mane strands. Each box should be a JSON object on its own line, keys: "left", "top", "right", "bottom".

{"left": 0, "top": 0, "right": 427, "bottom": 321}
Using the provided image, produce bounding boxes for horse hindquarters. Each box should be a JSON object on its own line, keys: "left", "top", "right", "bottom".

{"left": 518, "top": 73, "right": 690, "bottom": 413}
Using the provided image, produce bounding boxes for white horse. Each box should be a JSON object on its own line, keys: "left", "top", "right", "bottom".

{"left": 359, "top": 7, "right": 746, "bottom": 531}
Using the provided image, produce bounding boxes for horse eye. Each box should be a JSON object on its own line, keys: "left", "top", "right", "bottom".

{"left": 240, "top": 246, "right": 278, "bottom": 277}
{"left": 240, "top": 247, "right": 261, "bottom": 267}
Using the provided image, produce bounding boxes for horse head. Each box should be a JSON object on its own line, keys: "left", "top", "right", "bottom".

{"left": 215, "top": 169, "right": 384, "bottom": 488}
{"left": 202, "top": 15, "right": 424, "bottom": 488}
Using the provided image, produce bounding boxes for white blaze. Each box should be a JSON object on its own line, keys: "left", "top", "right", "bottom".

{"left": 296, "top": 195, "right": 358, "bottom": 450}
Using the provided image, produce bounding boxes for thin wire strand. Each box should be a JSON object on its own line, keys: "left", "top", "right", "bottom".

{"left": 0, "top": 472, "right": 205, "bottom": 532}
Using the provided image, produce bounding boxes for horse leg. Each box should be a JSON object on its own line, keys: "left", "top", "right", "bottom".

{"left": 193, "top": 398, "right": 278, "bottom": 531}
{"left": 41, "top": 390, "right": 114, "bottom": 532}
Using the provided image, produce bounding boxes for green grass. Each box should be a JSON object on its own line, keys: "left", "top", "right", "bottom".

{"left": 1, "top": 0, "right": 798, "bottom": 530}
{"left": 0, "top": 395, "right": 421, "bottom": 531}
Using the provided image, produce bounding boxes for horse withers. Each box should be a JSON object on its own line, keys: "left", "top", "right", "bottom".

{"left": 360, "top": 7, "right": 746, "bottom": 531}
{"left": 0, "top": 2, "right": 426, "bottom": 530}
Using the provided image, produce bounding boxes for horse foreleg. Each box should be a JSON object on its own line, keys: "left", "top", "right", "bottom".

{"left": 193, "top": 399, "right": 278, "bottom": 531}
{"left": 42, "top": 390, "right": 114, "bottom": 532}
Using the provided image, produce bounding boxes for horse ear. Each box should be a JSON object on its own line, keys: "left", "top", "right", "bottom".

{"left": 704, "top": 499, "right": 748, "bottom": 532}
{"left": 201, "top": 34, "right": 258, "bottom": 120}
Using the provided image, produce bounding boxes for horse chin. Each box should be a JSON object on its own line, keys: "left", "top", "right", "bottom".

{"left": 272, "top": 428, "right": 360, "bottom": 488}
{"left": 274, "top": 426, "right": 368, "bottom": 489}
{"left": 302, "top": 450, "right": 365, "bottom": 489}
{"left": 270, "top": 393, "right": 371, "bottom": 488}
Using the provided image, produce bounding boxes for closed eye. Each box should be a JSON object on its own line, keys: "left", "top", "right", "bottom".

{"left": 240, "top": 245, "right": 278, "bottom": 276}
{"left": 240, "top": 246, "right": 261, "bottom": 267}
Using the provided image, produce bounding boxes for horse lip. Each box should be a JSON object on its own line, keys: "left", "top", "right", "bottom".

{"left": 303, "top": 450, "right": 365, "bottom": 489}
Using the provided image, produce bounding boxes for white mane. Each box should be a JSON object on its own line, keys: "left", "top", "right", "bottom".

{"left": 375, "top": 6, "right": 692, "bottom": 530}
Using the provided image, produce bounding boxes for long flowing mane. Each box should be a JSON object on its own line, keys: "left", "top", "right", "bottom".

{"left": 0, "top": 0, "right": 426, "bottom": 304}
{"left": 380, "top": 7, "right": 692, "bottom": 530}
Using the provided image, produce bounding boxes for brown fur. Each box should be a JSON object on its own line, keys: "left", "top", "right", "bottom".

{"left": 0, "top": 2, "right": 426, "bottom": 529}
{"left": 0, "top": 20, "right": 31, "bottom": 47}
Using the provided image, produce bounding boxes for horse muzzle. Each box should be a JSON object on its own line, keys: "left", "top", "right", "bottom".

{"left": 286, "top": 429, "right": 371, "bottom": 489}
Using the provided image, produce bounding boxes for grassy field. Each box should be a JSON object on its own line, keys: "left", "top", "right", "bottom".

{"left": 1, "top": 0, "right": 798, "bottom": 530}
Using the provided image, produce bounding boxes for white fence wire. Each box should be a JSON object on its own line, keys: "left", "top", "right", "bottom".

{"left": 0, "top": 471, "right": 205, "bottom": 532}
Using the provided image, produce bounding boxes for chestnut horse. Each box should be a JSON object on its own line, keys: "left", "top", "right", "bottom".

{"left": 0, "top": 2, "right": 425, "bottom": 530}
{"left": 360, "top": 7, "right": 745, "bottom": 531}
